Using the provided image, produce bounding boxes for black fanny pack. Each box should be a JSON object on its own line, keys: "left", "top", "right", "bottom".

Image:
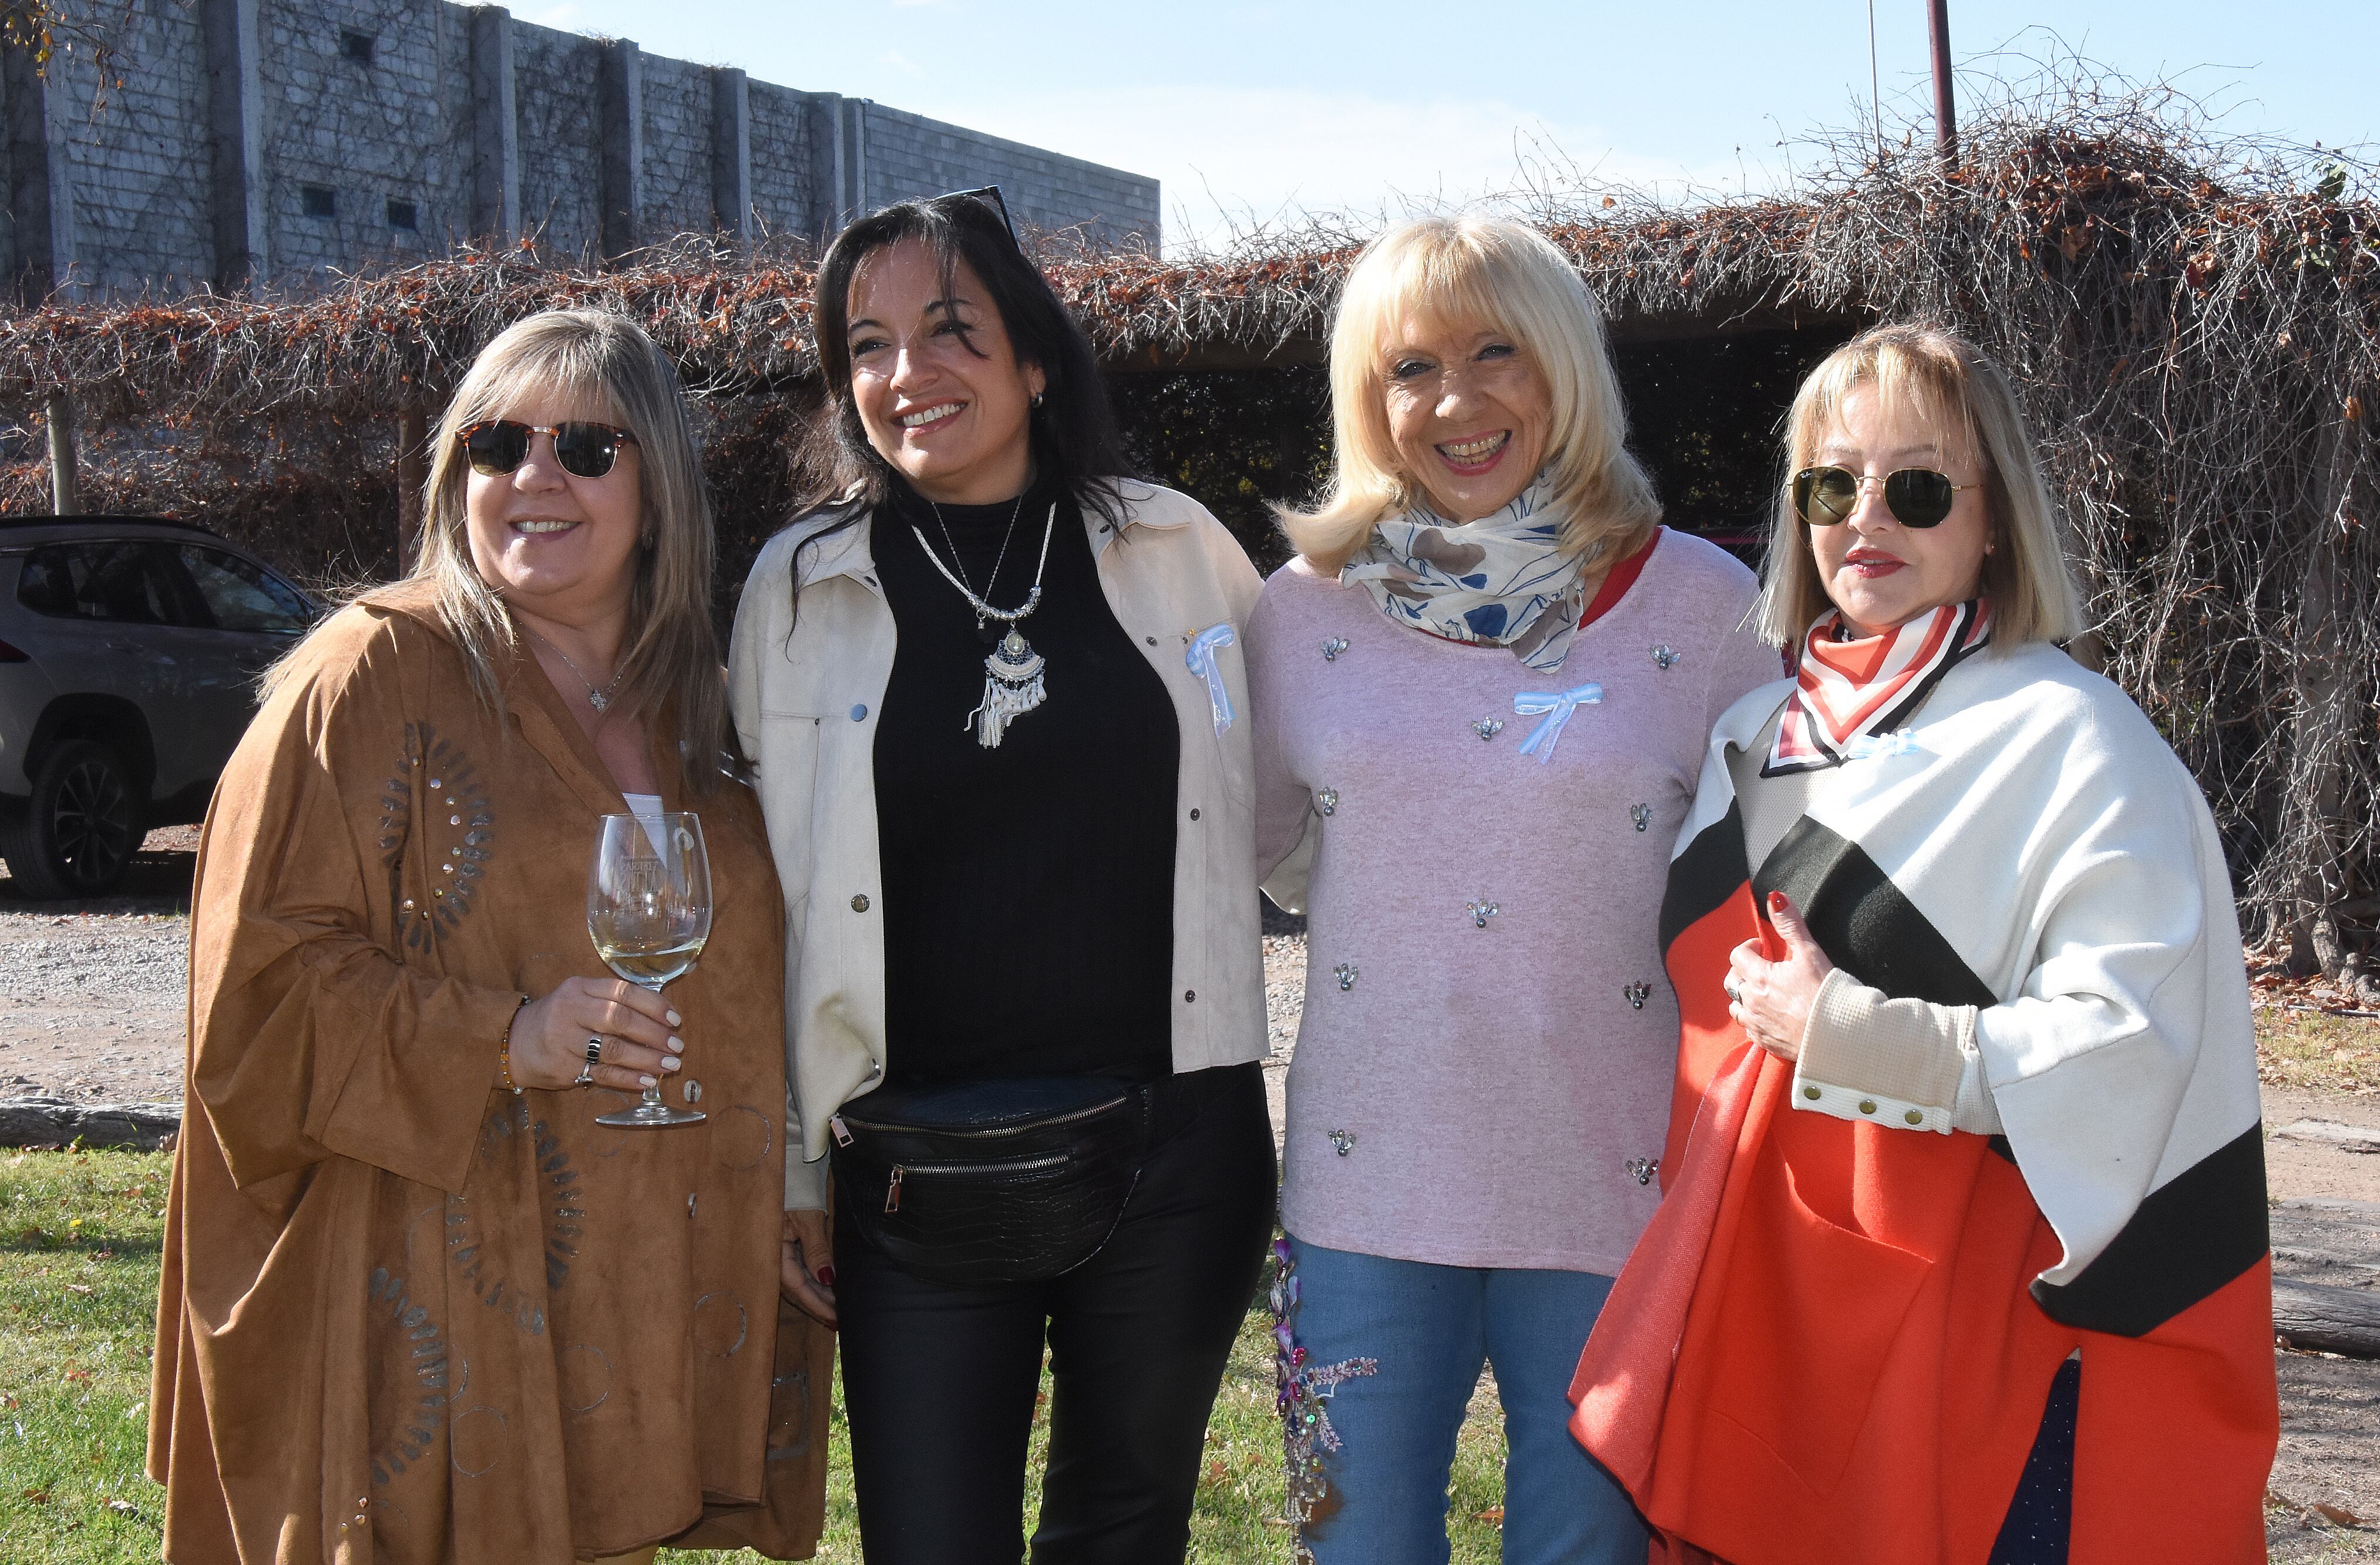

{"left": 831, "top": 1074, "right": 1203, "bottom": 1288}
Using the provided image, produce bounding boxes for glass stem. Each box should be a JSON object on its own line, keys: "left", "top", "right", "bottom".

{"left": 641, "top": 979, "right": 668, "bottom": 1109}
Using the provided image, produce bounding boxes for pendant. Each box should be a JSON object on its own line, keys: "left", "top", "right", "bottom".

{"left": 966, "top": 628, "right": 1047, "bottom": 748}
{"left": 587, "top": 689, "right": 609, "bottom": 713}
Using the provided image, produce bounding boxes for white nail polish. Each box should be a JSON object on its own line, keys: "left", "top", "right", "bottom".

{"left": 661, "top": 1056, "right": 681, "bottom": 1072}
{"left": 638, "top": 1074, "right": 657, "bottom": 1087}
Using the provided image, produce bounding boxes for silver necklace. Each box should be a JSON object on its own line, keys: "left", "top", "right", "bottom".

{"left": 931, "top": 491, "right": 1026, "bottom": 644}
{"left": 523, "top": 625, "right": 627, "bottom": 712}
{"left": 910, "top": 502, "right": 1057, "bottom": 748}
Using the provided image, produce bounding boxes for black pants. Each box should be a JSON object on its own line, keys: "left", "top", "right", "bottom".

{"left": 835, "top": 1062, "right": 1277, "bottom": 1565}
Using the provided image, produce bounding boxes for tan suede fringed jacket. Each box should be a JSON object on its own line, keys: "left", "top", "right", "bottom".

{"left": 147, "top": 583, "right": 829, "bottom": 1564}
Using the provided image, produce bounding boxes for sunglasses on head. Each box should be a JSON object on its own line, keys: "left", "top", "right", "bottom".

{"left": 939, "top": 184, "right": 1020, "bottom": 249}
{"left": 1790, "top": 465, "right": 1976, "bottom": 529}
{"left": 457, "top": 420, "right": 638, "bottom": 479}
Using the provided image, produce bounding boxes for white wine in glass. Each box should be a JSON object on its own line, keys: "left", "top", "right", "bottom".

{"left": 588, "top": 811, "right": 711, "bottom": 1128}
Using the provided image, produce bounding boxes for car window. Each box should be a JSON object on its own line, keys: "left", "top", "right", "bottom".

{"left": 179, "top": 546, "right": 311, "bottom": 634}
{"left": 14, "top": 542, "right": 188, "bottom": 625}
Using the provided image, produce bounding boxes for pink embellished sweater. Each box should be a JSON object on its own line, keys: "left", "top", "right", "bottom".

{"left": 1248, "top": 529, "right": 1777, "bottom": 1273}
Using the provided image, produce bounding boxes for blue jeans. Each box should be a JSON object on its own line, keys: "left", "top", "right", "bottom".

{"left": 1276, "top": 1235, "right": 1648, "bottom": 1565}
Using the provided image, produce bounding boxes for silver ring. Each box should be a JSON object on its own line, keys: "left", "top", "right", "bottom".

{"left": 585, "top": 1036, "right": 604, "bottom": 1064}
{"left": 1723, "top": 980, "right": 1742, "bottom": 1002}
{"left": 573, "top": 1059, "right": 596, "bottom": 1088}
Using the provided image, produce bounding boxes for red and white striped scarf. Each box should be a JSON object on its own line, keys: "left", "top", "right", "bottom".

{"left": 1764, "top": 599, "right": 1991, "bottom": 775}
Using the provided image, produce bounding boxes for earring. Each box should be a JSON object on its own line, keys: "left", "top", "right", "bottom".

{"left": 1030, "top": 391, "right": 1045, "bottom": 409}
{"left": 640, "top": 530, "right": 657, "bottom": 550}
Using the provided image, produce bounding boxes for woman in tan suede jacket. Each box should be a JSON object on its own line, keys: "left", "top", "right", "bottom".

{"left": 149, "top": 311, "right": 829, "bottom": 1564}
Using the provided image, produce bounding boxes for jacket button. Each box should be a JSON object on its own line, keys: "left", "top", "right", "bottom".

{"left": 1803, "top": 1085, "right": 1821, "bottom": 1100}
{"left": 1905, "top": 1109, "right": 1924, "bottom": 1125}
{"left": 1145, "top": 636, "right": 1157, "bottom": 646}
{"left": 1858, "top": 1099, "right": 1877, "bottom": 1115}
{"left": 851, "top": 894, "right": 870, "bottom": 912}
{"left": 850, "top": 704, "right": 869, "bottom": 721}
{"left": 1184, "top": 989, "right": 1196, "bottom": 1003}
{"left": 1188, "top": 808, "right": 1201, "bottom": 821}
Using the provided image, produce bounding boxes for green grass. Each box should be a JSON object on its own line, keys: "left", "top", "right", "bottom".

{"left": 0, "top": 1148, "right": 172, "bottom": 1563}
{"left": 0, "top": 1150, "right": 1510, "bottom": 1563}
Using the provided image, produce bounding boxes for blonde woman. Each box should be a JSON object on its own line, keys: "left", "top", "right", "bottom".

{"left": 1243, "top": 215, "right": 1776, "bottom": 1564}
{"left": 1570, "top": 324, "right": 2276, "bottom": 1564}
{"left": 150, "top": 311, "right": 828, "bottom": 1564}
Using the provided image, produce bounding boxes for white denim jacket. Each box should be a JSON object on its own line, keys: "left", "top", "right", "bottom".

{"left": 727, "top": 481, "right": 1268, "bottom": 1209}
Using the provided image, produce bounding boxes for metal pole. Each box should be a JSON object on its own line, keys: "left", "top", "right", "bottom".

{"left": 45, "top": 390, "right": 80, "bottom": 516}
{"left": 1927, "top": 0, "right": 1958, "bottom": 165}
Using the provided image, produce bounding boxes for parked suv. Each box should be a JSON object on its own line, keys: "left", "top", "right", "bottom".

{"left": 0, "top": 516, "right": 320, "bottom": 899}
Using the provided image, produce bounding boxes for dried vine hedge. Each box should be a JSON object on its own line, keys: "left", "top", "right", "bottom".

{"left": 1, "top": 86, "right": 2374, "bottom": 986}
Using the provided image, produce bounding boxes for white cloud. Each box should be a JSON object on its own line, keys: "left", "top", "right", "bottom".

{"left": 941, "top": 83, "right": 1761, "bottom": 254}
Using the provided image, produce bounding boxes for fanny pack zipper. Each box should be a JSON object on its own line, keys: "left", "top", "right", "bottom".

{"left": 884, "top": 1152, "right": 1070, "bottom": 1213}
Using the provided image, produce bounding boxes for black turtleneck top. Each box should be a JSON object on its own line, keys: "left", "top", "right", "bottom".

{"left": 870, "top": 471, "right": 1179, "bottom": 1087}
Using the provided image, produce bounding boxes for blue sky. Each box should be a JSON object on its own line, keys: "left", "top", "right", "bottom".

{"left": 529, "top": 2, "right": 2379, "bottom": 251}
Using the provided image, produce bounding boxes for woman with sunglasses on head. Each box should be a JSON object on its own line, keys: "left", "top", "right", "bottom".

{"left": 728, "top": 190, "right": 1274, "bottom": 1564}
{"left": 1241, "top": 215, "right": 1777, "bottom": 1565}
{"left": 149, "top": 311, "right": 831, "bottom": 1564}
{"left": 1569, "top": 323, "right": 2277, "bottom": 1564}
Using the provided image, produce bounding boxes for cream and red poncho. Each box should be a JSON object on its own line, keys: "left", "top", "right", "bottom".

{"left": 1571, "top": 622, "right": 2275, "bottom": 1564}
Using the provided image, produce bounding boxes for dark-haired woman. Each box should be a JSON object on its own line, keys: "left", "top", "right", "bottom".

{"left": 728, "top": 192, "right": 1276, "bottom": 1563}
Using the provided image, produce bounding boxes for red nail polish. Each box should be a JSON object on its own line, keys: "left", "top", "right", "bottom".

{"left": 1768, "top": 891, "right": 1788, "bottom": 912}
{"left": 816, "top": 1265, "right": 837, "bottom": 1288}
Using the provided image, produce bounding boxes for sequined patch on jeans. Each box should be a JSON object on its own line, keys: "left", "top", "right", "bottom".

{"left": 1270, "top": 1235, "right": 1378, "bottom": 1562}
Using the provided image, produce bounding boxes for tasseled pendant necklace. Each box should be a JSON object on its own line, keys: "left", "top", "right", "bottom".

{"left": 911, "top": 498, "right": 1058, "bottom": 748}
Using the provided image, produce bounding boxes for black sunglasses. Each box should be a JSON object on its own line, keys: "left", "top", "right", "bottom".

{"left": 458, "top": 420, "right": 638, "bottom": 479}
{"left": 1790, "top": 465, "right": 1976, "bottom": 529}
{"left": 940, "top": 184, "right": 1020, "bottom": 249}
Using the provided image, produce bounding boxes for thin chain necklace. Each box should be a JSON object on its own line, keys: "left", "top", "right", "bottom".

{"left": 929, "top": 491, "right": 1025, "bottom": 644}
{"left": 910, "top": 501, "right": 1058, "bottom": 749}
{"left": 522, "top": 623, "right": 628, "bottom": 713}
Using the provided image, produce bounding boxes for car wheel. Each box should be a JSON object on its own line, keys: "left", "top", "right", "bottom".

{"left": 0, "top": 739, "right": 141, "bottom": 900}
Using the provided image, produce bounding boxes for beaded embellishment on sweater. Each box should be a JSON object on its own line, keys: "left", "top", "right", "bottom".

{"left": 1271, "top": 1237, "right": 1376, "bottom": 1561}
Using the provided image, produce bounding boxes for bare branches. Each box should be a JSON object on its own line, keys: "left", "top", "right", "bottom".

{"left": 0, "top": 80, "right": 2374, "bottom": 974}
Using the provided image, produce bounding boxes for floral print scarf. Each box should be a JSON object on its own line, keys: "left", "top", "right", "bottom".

{"left": 1342, "top": 478, "right": 1586, "bottom": 672}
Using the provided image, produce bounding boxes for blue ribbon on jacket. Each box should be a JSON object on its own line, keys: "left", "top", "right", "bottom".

{"left": 1512, "top": 682, "right": 1604, "bottom": 763}
{"left": 1187, "top": 623, "right": 1238, "bottom": 735}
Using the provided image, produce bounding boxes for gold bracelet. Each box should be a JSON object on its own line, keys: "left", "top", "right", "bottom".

{"left": 497, "top": 994, "right": 530, "bottom": 1094}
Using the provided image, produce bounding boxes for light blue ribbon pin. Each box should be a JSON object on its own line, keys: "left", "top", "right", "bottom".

{"left": 1188, "top": 623, "right": 1238, "bottom": 735}
{"left": 1843, "top": 730, "right": 1921, "bottom": 761}
{"left": 1513, "top": 682, "right": 1604, "bottom": 763}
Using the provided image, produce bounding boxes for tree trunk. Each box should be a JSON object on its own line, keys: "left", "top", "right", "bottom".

{"left": 45, "top": 390, "right": 79, "bottom": 515}
{"left": 396, "top": 403, "right": 430, "bottom": 575}
{"left": 2282, "top": 420, "right": 2359, "bottom": 984}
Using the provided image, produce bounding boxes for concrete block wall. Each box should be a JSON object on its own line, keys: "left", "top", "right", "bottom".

{"left": 258, "top": 0, "right": 460, "bottom": 282}
{"left": 636, "top": 53, "right": 712, "bottom": 242}
{"left": 42, "top": 3, "right": 216, "bottom": 297}
{"left": 745, "top": 81, "right": 816, "bottom": 243}
{"left": 862, "top": 103, "right": 1157, "bottom": 248}
{"left": 509, "top": 22, "right": 603, "bottom": 262}
{"left": 1, "top": 0, "right": 1158, "bottom": 301}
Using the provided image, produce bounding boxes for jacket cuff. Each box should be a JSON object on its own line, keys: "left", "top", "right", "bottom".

{"left": 784, "top": 1140, "right": 829, "bottom": 1211}
{"left": 1790, "top": 969, "right": 1973, "bottom": 1135}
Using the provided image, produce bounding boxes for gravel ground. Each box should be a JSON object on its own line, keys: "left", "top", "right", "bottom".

{"left": 4, "top": 844, "right": 2376, "bottom": 1553}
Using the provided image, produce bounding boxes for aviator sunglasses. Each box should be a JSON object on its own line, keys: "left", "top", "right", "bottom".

{"left": 1790, "top": 465, "right": 1976, "bottom": 529}
{"left": 457, "top": 419, "right": 639, "bottom": 479}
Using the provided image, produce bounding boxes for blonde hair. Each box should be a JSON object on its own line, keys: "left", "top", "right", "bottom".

{"left": 1759, "top": 323, "right": 2086, "bottom": 650}
{"left": 1279, "top": 214, "right": 1660, "bottom": 569}
{"left": 293, "top": 310, "right": 729, "bottom": 790}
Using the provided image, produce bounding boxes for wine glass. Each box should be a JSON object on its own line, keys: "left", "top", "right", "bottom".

{"left": 587, "top": 812, "right": 711, "bottom": 1129}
